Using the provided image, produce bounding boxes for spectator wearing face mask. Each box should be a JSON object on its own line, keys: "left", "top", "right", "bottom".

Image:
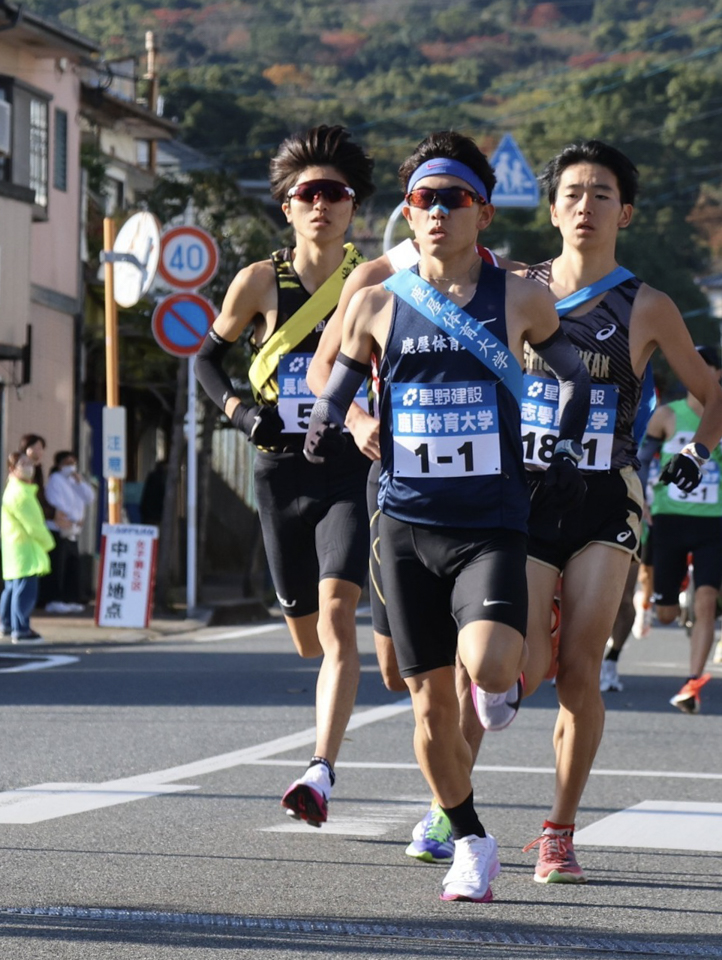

{"left": 43, "top": 451, "right": 96, "bottom": 614}
{"left": 1, "top": 451, "right": 55, "bottom": 643}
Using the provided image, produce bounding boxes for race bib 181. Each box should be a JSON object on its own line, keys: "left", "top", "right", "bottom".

{"left": 521, "top": 375, "right": 618, "bottom": 470}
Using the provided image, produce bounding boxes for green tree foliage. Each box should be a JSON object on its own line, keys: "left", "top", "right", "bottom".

{"left": 22, "top": 0, "right": 722, "bottom": 358}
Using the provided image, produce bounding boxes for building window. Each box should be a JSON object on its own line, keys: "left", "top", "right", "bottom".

{"left": 29, "top": 97, "right": 48, "bottom": 208}
{"left": 54, "top": 108, "right": 68, "bottom": 192}
{"left": 0, "top": 76, "right": 51, "bottom": 217}
{"left": 136, "top": 140, "right": 150, "bottom": 168}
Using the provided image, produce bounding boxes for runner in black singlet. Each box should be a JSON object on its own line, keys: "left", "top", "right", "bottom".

{"left": 195, "top": 125, "right": 375, "bottom": 828}
{"left": 480, "top": 140, "right": 722, "bottom": 885}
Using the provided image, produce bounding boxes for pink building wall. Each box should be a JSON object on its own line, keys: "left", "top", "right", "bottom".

{"left": 3, "top": 43, "right": 83, "bottom": 456}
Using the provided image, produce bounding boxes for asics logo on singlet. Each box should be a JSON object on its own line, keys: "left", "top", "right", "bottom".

{"left": 596, "top": 324, "right": 617, "bottom": 341}
{"left": 483, "top": 598, "right": 513, "bottom": 606}
{"left": 616, "top": 531, "right": 632, "bottom": 543}
{"left": 277, "top": 595, "right": 297, "bottom": 608}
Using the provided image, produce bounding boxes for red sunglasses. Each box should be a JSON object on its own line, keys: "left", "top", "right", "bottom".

{"left": 405, "top": 186, "right": 485, "bottom": 210}
{"left": 287, "top": 179, "right": 356, "bottom": 204}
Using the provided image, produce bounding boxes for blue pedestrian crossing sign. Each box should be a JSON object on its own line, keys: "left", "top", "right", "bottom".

{"left": 490, "top": 134, "right": 539, "bottom": 208}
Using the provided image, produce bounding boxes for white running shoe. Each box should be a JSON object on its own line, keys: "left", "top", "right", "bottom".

{"left": 600, "top": 659, "right": 623, "bottom": 692}
{"left": 631, "top": 592, "right": 652, "bottom": 639}
{"left": 471, "top": 677, "right": 523, "bottom": 731}
{"left": 713, "top": 638, "right": 722, "bottom": 665}
{"left": 440, "top": 834, "right": 501, "bottom": 903}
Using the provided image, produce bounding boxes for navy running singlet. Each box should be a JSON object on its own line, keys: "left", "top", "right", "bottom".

{"left": 377, "top": 263, "right": 529, "bottom": 531}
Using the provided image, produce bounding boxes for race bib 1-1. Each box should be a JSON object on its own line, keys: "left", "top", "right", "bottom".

{"left": 277, "top": 354, "right": 368, "bottom": 433}
{"left": 520, "top": 375, "right": 618, "bottom": 470}
{"left": 391, "top": 380, "right": 500, "bottom": 479}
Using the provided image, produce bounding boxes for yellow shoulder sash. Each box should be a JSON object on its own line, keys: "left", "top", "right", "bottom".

{"left": 248, "top": 243, "right": 365, "bottom": 403}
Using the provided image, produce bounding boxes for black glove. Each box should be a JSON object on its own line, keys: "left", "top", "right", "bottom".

{"left": 544, "top": 453, "right": 587, "bottom": 510}
{"left": 231, "top": 404, "right": 285, "bottom": 447}
{"left": 528, "top": 475, "right": 563, "bottom": 542}
{"left": 659, "top": 452, "right": 702, "bottom": 493}
{"left": 304, "top": 420, "right": 346, "bottom": 464}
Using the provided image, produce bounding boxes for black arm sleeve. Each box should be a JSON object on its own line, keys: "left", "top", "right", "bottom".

{"left": 311, "top": 353, "right": 371, "bottom": 427}
{"left": 195, "top": 328, "right": 238, "bottom": 413}
{"left": 637, "top": 434, "right": 664, "bottom": 492}
{"left": 532, "top": 326, "right": 591, "bottom": 445}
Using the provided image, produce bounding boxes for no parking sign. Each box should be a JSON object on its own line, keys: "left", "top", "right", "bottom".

{"left": 151, "top": 292, "right": 216, "bottom": 357}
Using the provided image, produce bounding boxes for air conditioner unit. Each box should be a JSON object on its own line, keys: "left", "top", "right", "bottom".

{"left": 0, "top": 100, "right": 11, "bottom": 157}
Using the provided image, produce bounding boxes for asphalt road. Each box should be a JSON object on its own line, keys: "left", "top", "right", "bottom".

{"left": 0, "top": 613, "right": 720, "bottom": 959}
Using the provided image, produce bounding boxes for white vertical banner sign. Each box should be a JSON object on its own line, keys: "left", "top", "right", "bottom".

{"left": 95, "top": 524, "right": 159, "bottom": 628}
{"left": 187, "top": 355, "right": 197, "bottom": 616}
{"left": 102, "top": 406, "right": 127, "bottom": 479}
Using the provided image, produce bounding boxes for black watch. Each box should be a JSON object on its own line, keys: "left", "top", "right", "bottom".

{"left": 553, "top": 439, "right": 584, "bottom": 463}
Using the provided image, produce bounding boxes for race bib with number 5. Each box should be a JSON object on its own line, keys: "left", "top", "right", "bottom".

{"left": 277, "top": 353, "right": 368, "bottom": 433}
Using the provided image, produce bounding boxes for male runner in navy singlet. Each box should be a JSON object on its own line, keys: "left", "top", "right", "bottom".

{"left": 195, "top": 125, "right": 375, "bottom": 827}
{"left": 307, "top": 184, "right": 527, "bottom": 865}
{"left": 303, "top": 131, "right": 591, "bottom": 903}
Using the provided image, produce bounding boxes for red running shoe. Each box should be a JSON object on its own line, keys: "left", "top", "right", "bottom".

{"left": 523, "top": 832, "right": 587, "bottom": 884}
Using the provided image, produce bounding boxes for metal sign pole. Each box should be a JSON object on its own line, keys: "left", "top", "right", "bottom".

{"left": 382, "top": 201, "right": 406, "bottom": 253}
{"left": 103, "top": 217, "right": 122, "bottom": 524}
{"left": 187, "top": 354, "right": 197, "bottom": 615}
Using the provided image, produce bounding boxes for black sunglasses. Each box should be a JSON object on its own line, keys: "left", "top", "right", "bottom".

{"left": 405, "top": 186, "right": 485, "bottom": 210}
{"left": 287, "top": 179, "right": 356, "bottom": 204}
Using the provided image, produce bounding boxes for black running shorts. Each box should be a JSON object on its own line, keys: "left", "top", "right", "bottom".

{"left": 527, "top": 466, "right": 643, "bottom": 572}
{"left": 639, "top": 521, "right": 653, "bottom": 567}
{"left": 651, "top": 513, "right": 722, "bottom": 606}
{"left": 254, "top": 443, "right": 371, "bottom": 618}
{"left": 378, "top": 514, "right": 528, "bottom": 677}
{"left": 366, "top": 460, "right": 391, "bottom": 638}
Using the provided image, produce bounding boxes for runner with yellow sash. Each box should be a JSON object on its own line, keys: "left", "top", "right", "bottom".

{"left": 195, "top": 125, "right": 375, "bottom": 828}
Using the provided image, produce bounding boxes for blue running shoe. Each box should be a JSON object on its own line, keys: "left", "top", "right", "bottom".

{"left": 405, "top": 805, "right": 454, "bottom": 863}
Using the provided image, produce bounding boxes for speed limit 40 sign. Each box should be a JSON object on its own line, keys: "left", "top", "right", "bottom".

{"left": 158, "top": 225, "right": 219, "bottom": 290}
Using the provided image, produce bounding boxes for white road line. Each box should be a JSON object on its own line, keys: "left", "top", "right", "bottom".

{"left": 0, "top": 698, "right": 412, "bottom": 824}
{"left": 0, "top": 654, "right": 79, "bottom": 673}
{"left": 263, "top": 799, "right": 425, "bottom": 835}
{"left": 0, "top": 783, "right": 197, "bottom": 824}
{"left": 192, "top": 624, "right": 286, "bottom": 643}
{"left": 251, "top": 758, "right": 722, "bottom": 781}
{"left": 575, "top": 800, "right": 722, "bottom": 851}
